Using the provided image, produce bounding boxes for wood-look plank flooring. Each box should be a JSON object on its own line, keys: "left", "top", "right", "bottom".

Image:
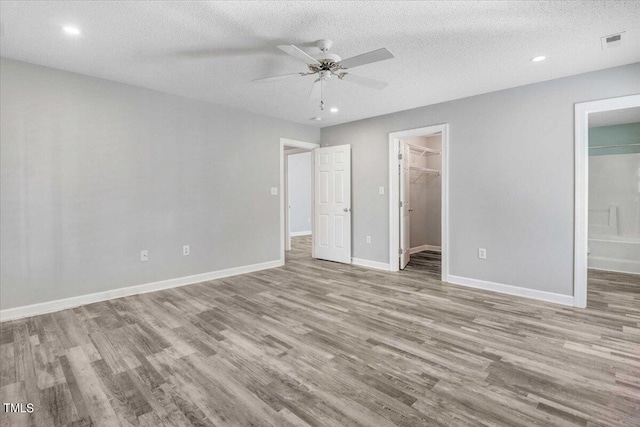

{"left": 1, "top": 235, "right": 639, "bottom": 426}
{"left": 406, "top": 250, "right": 441, "bottom": 277}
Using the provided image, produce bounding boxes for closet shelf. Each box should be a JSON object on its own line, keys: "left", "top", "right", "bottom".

{"left": 406, "top": 142, "right": 441, "bottom": 158}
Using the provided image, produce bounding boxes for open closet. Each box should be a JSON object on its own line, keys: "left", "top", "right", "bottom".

{"left": 400, "top": 133, "right": 442, "bottom": 270}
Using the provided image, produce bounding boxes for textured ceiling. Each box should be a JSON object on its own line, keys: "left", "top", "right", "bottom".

{"left": 1, "top": 1, "right": 639, "bottom": 128}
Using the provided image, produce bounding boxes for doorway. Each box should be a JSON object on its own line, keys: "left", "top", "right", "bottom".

{"left": 403, "top": 134, "right": 442, "bottom": 273}
{"left": 574, "top": 94, "right": 640, "bottom": 308}
{"left": 285, "top": 149, "right": 313, "bottom": 253}
{"left": 389, "top": 124, "right": 449, "bottom": 280}
{"left": 280, "top": 138, "right": 319, "bottom": 265}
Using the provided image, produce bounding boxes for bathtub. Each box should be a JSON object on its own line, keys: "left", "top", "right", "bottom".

{"left": 588, "top": 235, "right": 640, "bottom": 275}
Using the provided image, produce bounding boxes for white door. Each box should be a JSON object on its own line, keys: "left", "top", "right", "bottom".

{"left": 400, "top": 141, "right": 411, "bottom": 269}
{"left": 313, "top": 145, "right": 351, "bottom": 264}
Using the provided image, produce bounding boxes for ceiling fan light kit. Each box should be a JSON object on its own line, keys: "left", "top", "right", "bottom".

{"left": 255, "top": 39, "right": 395, "bottom": 111}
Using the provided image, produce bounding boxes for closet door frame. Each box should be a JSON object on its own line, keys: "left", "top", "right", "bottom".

{"left": 388, "top": 124, "right": 449, "bottom": 280}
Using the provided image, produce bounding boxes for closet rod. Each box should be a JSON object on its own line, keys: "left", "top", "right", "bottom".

{"left": 406, "top": 142, "right": 441, "bottom": 157}
{"left": 589, "top": 143, "right": 640, "bottom": 149}
{"left": 410, "top": 166, "right": 440, "bottom": 174}
{"left": 410, "top": 165, "right": 440, "bottom": 182}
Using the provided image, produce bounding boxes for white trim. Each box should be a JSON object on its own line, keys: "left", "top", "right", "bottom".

{"left": 0, "top": 259, "right": 281, "bottom": 322}
{"left": 588, "top": 256, "right": 640, "bottom": 275}
{"left": 410, "top": 244, "right": 441, "bottom": 254}
{"left": 389, "top": 138, "right": 400, "bottom": 270}
{"left": 290, "top": 230, "right": 312, "bottom": 237}
{"left": 280, "top": 138, "right": 319, "bottom": 265}
{"left": 447, "top": 275, "right": 575, "bottom": 307}
{"left": 389, "top": 124, "right": 449, "bottom": 283}
{"left": 351, "top": 258, "right": 391, "bottom": 271}
{"left": 574, "top": 94, "right": 640, "bottom": 308}
{"left": 281, "top": 139, "right": 318, "bottom": 150}
{"left": 285, "top": 154, "right": 291, "bottom": 251}
{"left": 283, "top": 147, "right": 309, "bottom": 155}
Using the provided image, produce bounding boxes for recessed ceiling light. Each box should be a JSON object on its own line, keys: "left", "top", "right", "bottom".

{"left": 531, "top": 55, "right": 546, "bottom": 63}
{"left": 62, "top": 26, "right": 81, "bottom": 36}
{"left": 330, "top": 107, "right": 339, "bottom": 113}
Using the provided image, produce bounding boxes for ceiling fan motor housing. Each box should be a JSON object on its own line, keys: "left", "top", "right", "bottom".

{"left": 316, "top": 39, "right": 333, "bottom": 52}
{"left": 313, "top": 39, "right": 342, "bottom": 71}
{"left": 317, "top": 52, "right": 341, "bottom": 63}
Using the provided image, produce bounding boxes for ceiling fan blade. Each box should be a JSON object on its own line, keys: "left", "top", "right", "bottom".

{"left": 253, "top": 73, "right": 302, "bottom": 82}
{"left": 338, "top": 48, "right": 394, "bottom": 69}
{"left": 309, "top": 80, "right": 322, "bottom": 99}
{"left": 277, "top": 44, "right": 320, "bottom": 65}
{"left": 340, "top": 73, "right": 388, "bottom": 90}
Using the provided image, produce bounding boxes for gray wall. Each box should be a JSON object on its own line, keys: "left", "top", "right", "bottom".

{"left": 287, "top": 152, "right": 312, "bottom": 234}
{"left": 0, "top": 58, "right": 320, "bottom": 310}
{"left": 407, "top": 135, "right": 442, "bottom": 249}
{"left": 321, "top": 63, "right": 640, "bottom": 296}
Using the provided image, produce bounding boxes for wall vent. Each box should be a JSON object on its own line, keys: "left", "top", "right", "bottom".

{"left": 601, "top": 32, "right": 624, "bottom": 50}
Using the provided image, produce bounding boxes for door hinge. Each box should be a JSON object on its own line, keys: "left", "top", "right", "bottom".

{"left": 398, "top": 248, "right": 403, "bottom": 255}
{"left": 399, "top": 201, "right": 403, "bottom": 208}
{"left": 398, "top": 153, "right": 403, "bottom": 160}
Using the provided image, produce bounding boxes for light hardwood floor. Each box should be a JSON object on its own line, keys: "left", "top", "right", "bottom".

{"left": 1, "top": 235, "right": 639, "bottom": 426}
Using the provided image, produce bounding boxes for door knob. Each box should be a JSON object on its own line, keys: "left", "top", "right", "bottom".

{"left": 343, "top": 208, "right": 351, "bottom": 212}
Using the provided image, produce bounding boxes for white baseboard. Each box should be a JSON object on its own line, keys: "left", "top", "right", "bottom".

{"left": 351, "top": 258, "right": 391, "bottom": 271}
{"left": 588, "top": 257, "right": 640, "bottom": 275}
{"left": 446, "top": 274, "right": 575, "bottom": 307}
{"left": 290, "top": 230, "right": 312, "bottom": 237}
{"left": 0, "top": 259, "right": 282, "bottom": 322}
{"left": 588, "top": 266, "right": 640, "bottom": 276}
{"left": 410, "top": 245, "right": 441, "bottom": 254}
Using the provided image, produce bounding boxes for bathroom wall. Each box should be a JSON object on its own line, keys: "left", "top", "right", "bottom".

{"left": 588, "top": 121, "right": 640, "bottom": 274}
{"left": 589, "top": 153, "right": 640, "bottom": 239}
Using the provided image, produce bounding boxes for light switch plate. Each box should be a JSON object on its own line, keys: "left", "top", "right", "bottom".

{"left": 271, "top": 187, "right": 278, "bottom": 195}
{"left": 379, "top": 186, "right": 385, "bottom": 195}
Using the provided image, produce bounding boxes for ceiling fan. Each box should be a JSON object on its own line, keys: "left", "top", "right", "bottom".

{"left": 254, "top": 39, "right": 394, "bottom": 111}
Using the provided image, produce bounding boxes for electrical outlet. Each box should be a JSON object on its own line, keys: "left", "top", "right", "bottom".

{"left": 183, "top": 245, "right": 190, "bottom": 256}
{"left": 270, "top": 187, "right": 278, "bottom": 195}
{"left": 478, "top": 248, "right": 487, "bottom": 259}
{"left": 379, "top": 186, "right": 385, "bottom": 195}
{"left": 366, "top": 236, "right": 371, "bottom": 244}
{"left": 140, "top": 250, "right": 149, "bottom": 262}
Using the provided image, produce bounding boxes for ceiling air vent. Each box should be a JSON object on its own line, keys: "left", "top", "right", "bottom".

{"left": 601, "top": 32, "right": 624, "bottom": 50}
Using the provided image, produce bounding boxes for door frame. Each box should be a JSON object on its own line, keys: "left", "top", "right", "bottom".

{"left": 388, "top": 124, "right": 450, "bottom": 281}
{"left": 573, "top": 94, "right": 640, "bottom": 308}
{"left": 280, "top": 138, "right": 320, "bottom": 265}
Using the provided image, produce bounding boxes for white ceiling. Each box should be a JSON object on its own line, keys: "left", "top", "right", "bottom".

{"left": 589, "top": 106, "right": 640, "bottom": 128}
{"left": 1, "top": 1, "right": 639, "bottom": 128}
